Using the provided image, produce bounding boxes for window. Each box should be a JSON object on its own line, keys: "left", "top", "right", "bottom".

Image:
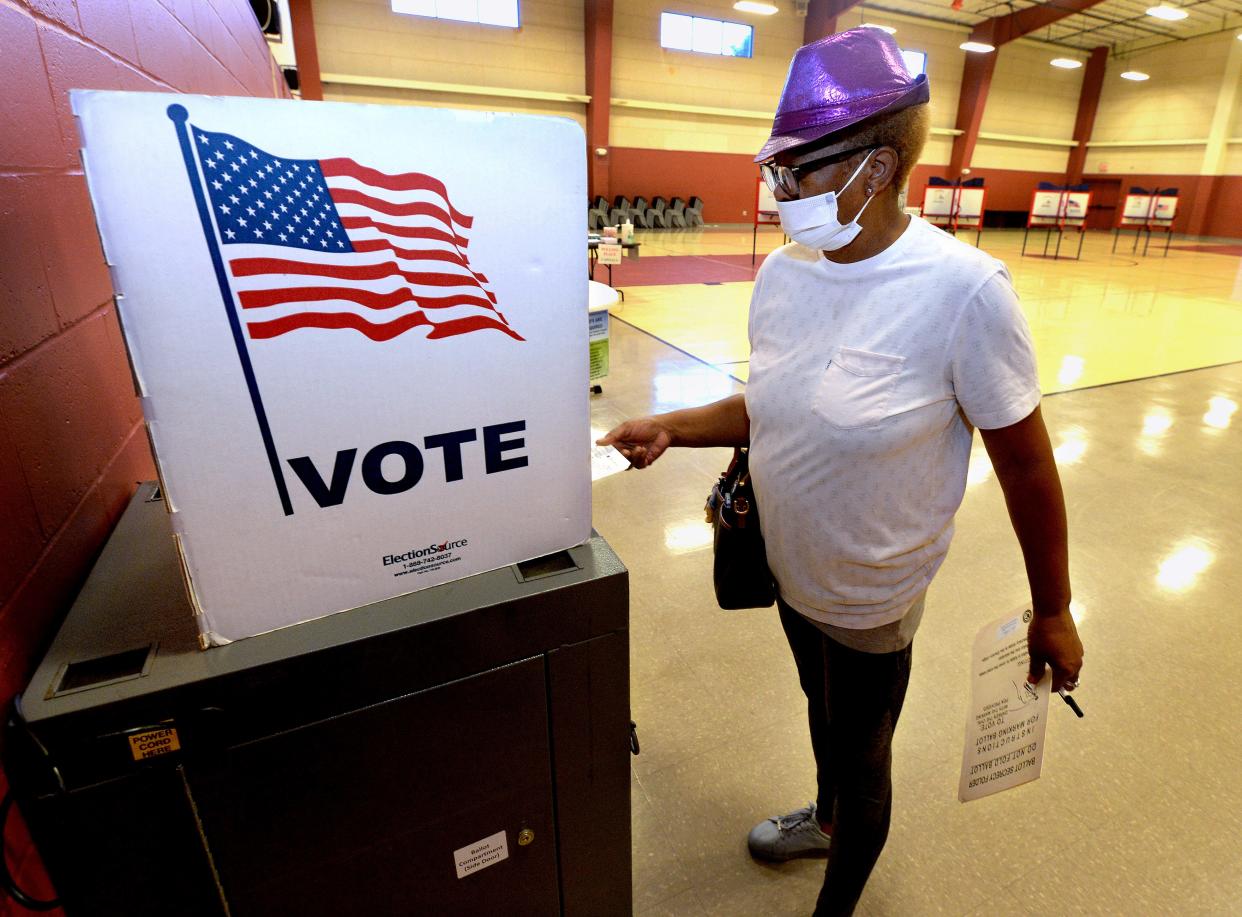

{"left": 900, "top": 48, "right": 927, "bottom": 76}
{"left": 392, "top": 0, "right": 520, "bottom": 28}
{"left": 660, "top": 12, "right": 754, "bottom": 58}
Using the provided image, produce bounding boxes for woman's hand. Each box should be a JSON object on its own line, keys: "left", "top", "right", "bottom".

{"left": 596, "top": 418, "right": 673, "bottom": 469}
{"left": 595, "top": 395, "right": 749, "bottom": 468}
{"left": 1026, "top": 607, "right": 1083, "bottom": 692}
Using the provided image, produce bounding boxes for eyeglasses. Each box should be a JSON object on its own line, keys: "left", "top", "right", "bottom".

{"left": 760, "top": 146, "right": 872, "bottom": 197}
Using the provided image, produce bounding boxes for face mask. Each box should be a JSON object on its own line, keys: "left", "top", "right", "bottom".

{"left": 776, "top": 149, "right": 876, "bottom": 252}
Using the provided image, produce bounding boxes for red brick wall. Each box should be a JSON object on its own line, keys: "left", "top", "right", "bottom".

{"left": 0, "top": 1, "right": 289, "bottom": 907}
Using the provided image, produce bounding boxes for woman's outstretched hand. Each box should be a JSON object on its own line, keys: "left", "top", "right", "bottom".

{"left": 596, "top": 418, "right": 673, "bottom": 469}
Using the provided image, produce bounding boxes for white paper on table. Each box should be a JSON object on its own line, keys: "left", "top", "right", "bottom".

{"left": 590, "top": 428, "right": 632, "bottom": 481}
{"left": 597, "top": 241, "right": 622, "bottom": 265}
{"left": 959, "top": 607, "right": 1051, "bottom": 802}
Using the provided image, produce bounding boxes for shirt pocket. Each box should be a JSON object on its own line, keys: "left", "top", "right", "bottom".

{"left": 812, "top": 347, "right": 906, "bottom": 429}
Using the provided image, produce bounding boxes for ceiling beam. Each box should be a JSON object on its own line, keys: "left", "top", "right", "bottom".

{"left": 804, "top": 0, "right": 865, "bottom": 43}
{"left": 1065, "top": 46, "right": 1108, "bottom": 184}
{"left": 950, "top": 0, "right": 1114, "bottom": 175}
{"left": 948, "top": 51, "right": 997, "bottom": 177}
{"left": 971, "top": 0, "right": 1117, "bottom": 46}
{"left": 584, "top": 0, "right": 614, "bottom": 202}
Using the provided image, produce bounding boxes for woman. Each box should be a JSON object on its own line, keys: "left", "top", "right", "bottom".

{"left": 599, "top": 28, "right": 1084, "bottom": 917}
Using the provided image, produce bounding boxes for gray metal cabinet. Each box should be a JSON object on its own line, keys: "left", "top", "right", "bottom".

{"left": 7, "top": 483, "right": 631, "bottom": 917}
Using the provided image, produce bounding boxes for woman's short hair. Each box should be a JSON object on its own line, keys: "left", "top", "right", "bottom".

{"left": 800, "top": 103, "right": 931, "bottom": 192}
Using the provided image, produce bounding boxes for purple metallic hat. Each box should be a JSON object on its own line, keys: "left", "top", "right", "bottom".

{"left": 755, "top": 27, "right": 929, "bottom": 163}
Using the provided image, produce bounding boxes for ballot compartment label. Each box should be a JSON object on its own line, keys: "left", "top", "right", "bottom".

{"left": 454, "top": 831, "right": 509, "bottom": 879}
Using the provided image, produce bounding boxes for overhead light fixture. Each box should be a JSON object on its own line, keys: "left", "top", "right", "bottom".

{"left": 733, "top": 1, "right": 779, "bottom": 13}
{"left": 861, "top": 22, "right": 897, "bottom": 33}
{"left": 1120, "top": 70, "right": 1150, "bottom": 80}
{"left": 1145, "top": 4, "right": 1188, "bottom": 19}
{"left": 959, "top": 41, "right": 995, "bottom": 53}
{"left": 1050, "top": 57, "right": 1083, "bottom": 68}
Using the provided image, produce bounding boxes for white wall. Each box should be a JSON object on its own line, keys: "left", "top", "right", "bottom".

{"left": 1087, "top": 31, "right": 1235, "bottom": 175}
{"left": 609, "top": 0, "right": 800, "bottom": 153}
{"left": 308, "top": 0, "right": 1242, "bottom": 179}
{"left": 972, "top": 40, "right": 1082, "bottom": 173}
{"left": 313, "top": 0, "right": 586, "bottom": 123}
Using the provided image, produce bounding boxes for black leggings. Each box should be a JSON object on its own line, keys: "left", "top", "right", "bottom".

{"left": 777, "top": 598, "right": 913, "bottom": 917}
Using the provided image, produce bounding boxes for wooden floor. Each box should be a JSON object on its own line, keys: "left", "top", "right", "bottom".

{"left": 589, "top": 223, "right": 1242, "bottom": 916}
{"left": 604, "top": 225, "right": 1242, "bottom": 389}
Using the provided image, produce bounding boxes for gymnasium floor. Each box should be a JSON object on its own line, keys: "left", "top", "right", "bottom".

{"left": 589, "top": 224, "right": 1242, "bottom": 915}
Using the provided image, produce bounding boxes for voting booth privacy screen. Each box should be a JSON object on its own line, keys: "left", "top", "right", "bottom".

{"left": 1120, "top": 191, "right": 1178, "bottom": 226}
{"left": 74, "top": 92, "right": 591, "bottom": 645}
{"left": 1028, "top": 190, "right": 1091, "bottom": 226}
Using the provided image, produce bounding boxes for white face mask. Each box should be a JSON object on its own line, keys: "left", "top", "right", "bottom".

{"left": 776, "top": 149, "right": 876, "bottom": 252}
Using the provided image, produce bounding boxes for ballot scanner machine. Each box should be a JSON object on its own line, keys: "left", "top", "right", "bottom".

{"left": 5, "top": 483, "right": 631, "bottom": 916}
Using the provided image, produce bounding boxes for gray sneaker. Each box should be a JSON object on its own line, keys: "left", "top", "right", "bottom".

{"left": 747, "top": 802, "right": 832, "bottom": 861}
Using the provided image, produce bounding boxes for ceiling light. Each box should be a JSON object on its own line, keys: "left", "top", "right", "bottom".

{"left": 733, "top": 1, "right": 779, "bottom": 13}
{"left": 1120, "top": 70, "right": 1150, "bottom": 80}
{"left": 1146, "top": 4, "right": 1188, "bottom": 19}
{"left": 1050, "top": 57, "right": 1083, "bottom": 69}
{"left": 861, "top": 22, "right": 897, "bottom": 33}
{"left": 959, "top": 41, "right": 995, "bottom": 53}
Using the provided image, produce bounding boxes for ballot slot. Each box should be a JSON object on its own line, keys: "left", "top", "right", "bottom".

{"left": 515, "top": 551, "right": 580, "bottom": 583}
{"left": 50, "top": 645, "right": 155, "bottom": 698}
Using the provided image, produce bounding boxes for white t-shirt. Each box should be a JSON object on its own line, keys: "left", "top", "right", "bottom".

{"left": 745, "top": 216, "right": 1041, "bottom": 629}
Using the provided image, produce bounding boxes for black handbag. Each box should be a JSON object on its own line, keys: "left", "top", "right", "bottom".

{"left": 705, "top": 448, "right": 776, "bottom": 610}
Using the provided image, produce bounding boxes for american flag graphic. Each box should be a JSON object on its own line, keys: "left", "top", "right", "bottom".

{"left": 191, "top": 126, "right": 523, "bottom": 343}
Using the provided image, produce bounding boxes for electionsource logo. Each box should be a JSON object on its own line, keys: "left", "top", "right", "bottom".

{"left": 384, "top": 539, "right": 469, "bottom": 567}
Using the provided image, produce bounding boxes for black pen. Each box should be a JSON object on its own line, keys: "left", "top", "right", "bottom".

{"left": 1057, "top": 688, "right": 1084, "bottom": 718}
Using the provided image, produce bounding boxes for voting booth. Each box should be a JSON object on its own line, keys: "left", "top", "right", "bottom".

{"left": 1023, "top": 183, "right": 1091, "bottom": 260}
{"left": 9, "top": 93, "right": 633, "bottom": 916}
{"left": 1113, "top": 187, "right": 1178, "bottom": 257}
{"left": 919, "top": 178, "right": 985, "bottom": 246}
{"left": 73, "top": 91, "right": 591, "bottom": 647}
{"left": 752, "top": 176, "right": 785, "bottom": 264}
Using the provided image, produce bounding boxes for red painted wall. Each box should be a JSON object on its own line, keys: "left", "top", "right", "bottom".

{"left": 1200, "top": 175, "right": 1242, "bottom": 238}
{"left": 0, "top": 0, "right": 289, "bottom": 905}
{"left": 608, "top": 146, "right": 761, "bottom": 224}
{"left": 607, "top": 147, "right": 1242, "bottom": 238}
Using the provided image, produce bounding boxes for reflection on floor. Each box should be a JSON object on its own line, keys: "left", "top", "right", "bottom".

{"left": 605, "top": 226, "right": 1242, "bottom": 389}
{"left": 590, "top": 226, "right": 1242, "bottom": 916}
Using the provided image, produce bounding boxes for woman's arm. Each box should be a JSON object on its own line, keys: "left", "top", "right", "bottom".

{"left": 595, "top": 394, "right": 750, "bottom": 468}
{"left": 980, "top": 404, "right": 1084, "bottom": 691}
